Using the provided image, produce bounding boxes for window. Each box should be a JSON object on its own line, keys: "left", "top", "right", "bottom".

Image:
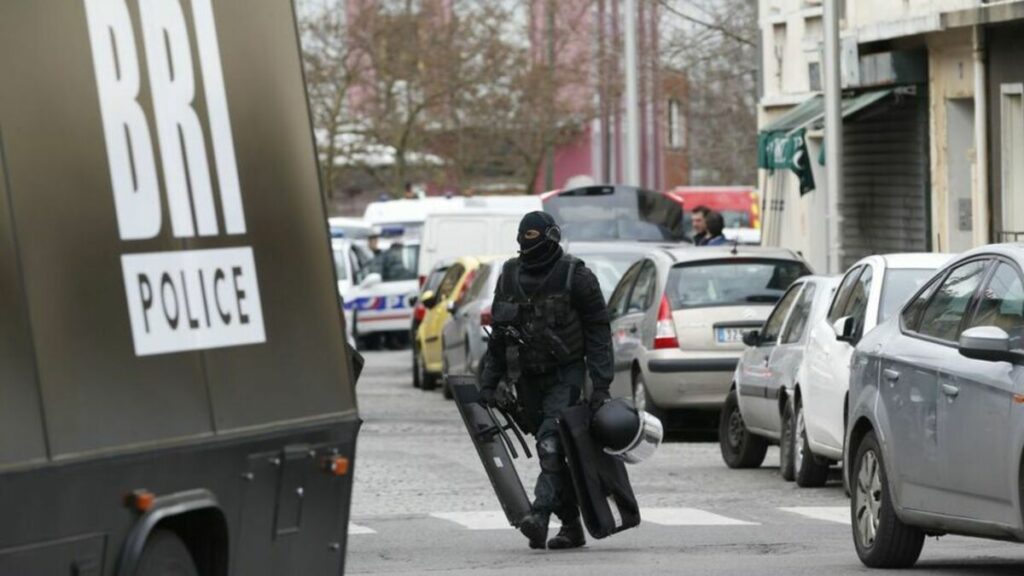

{"left": 840, "top": 264, "right": 873, "bottom": 336}
{"left": 967, "top": 262, "right": 1024, "bottom": 347}
{"left": 609, "top": 262, "right": 642, "bottom": 319}
{"left": 916, "top": 260, "right": 988, "bottom": 342}
{"left": 878, "top": 268, "right": 936, "bottom": 324}
{"left": 436, "top": 264, "right": 464, "bottom": 299}
{"left": 627, "top": 262, "right": 657, "bottom": 314}
{"left": 781, "top": 283, "right": 817, "bottom": 344}
{"left": 761, "top": 284, "right": 802, "bottom": 344}
{"left": 828, "top": 266, "right": 863, "bottom": 323}
{"left": 772, "top": 23, "right": 787, "bottom": 92}
{"left": 1001, "top": 84, "right": 1024, "bottom": 234}
{"left": 332, "top": 247, "right": 349, "bottom": 281}
{"left": 901, "top": 275, "right": 942, "bottom": 332}
{"left": 667, "top": 99, "right": 685, "bottom": 149}
{"left": 664, "top": 259, "right": 809, "bottom": 310}
{"left": 463, "top": 263, "right": 494, "bottom": 304}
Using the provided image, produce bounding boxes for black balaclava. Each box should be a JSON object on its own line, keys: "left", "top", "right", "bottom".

{"left": 517, "top": 211, "right": 563, "bottom": 271}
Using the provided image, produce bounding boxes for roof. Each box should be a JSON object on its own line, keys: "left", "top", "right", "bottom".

{"left": 659, "top": 245, "right": 805, "bottom": 265}
{"left": 877, "top": 252, "right": 954, "bottom": 270}
{"left": 953, "top": 243, "right": 1024, "bottom": 263}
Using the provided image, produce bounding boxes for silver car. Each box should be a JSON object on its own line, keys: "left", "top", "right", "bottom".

{"left": 720, "top": 275, "right": 838, "bottom": 477}
{"left": 608, "top": 246, "right": 811, "bottom": 424}
{"left": 847, "top": 245, "right": 1024, "bottom": 568}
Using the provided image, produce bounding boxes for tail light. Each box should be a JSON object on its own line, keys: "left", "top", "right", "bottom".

{"left": 418, "top": 275, "right": 426, "bottom": 288}
{"left": 653, "top": 295, "right": 679, "bottom": 350}
{"left": 414, "top": 302, "right": 426, "bottom": 322}
{"left": 480, "top": 306, "right": 492, "bottom": 327}
{"left": 455, "top": 269, "right": 477, "bottom": 304}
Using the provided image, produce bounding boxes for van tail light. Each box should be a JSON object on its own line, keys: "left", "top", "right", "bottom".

{"left": 419, "top": 275, "right": 426, "bottom": 288}
{"left": 654, "top": 295, "right": 679, "bottom": 350}
{"left": 480, "top": 306, "right": 492, "bottom": 327}
{"left": 414, "top": 302, "right": 426, "bottom": 322}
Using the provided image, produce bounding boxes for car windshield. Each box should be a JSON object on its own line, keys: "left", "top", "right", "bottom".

{"left": 578, "top": 252, "right": 646, "bottom": 301}
{"left": 544, "top": 187, "right": 685, "bottom": 241}
{"left": 365, "top": 244, "right": 419, "bottom": 282}
{"left": 880, "top": 268, "right": 937, "bottom": 323}
{"left": 665, "top": 259, "right": 810, "bottom": 310}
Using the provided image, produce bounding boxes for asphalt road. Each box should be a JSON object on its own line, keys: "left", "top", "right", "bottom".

{"left": 346, "top": 350, "right": 1024, "bottom": 575}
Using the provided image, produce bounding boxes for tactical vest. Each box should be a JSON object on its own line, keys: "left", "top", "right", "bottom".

{"left": 492, "top": 255, "right": 585, "bottom": 374}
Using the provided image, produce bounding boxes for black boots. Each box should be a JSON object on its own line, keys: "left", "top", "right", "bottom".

{"left": 519, "top": 513, "right": 549, "bottom": 550}
{"left": 547, "top": 518, "right": 586, "bottom": 550}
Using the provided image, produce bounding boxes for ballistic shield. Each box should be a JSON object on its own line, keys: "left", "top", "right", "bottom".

{"left": 451, "top": 376, "right": 533, "bottom": 527}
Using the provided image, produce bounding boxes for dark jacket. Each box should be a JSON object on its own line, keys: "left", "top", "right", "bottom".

{"left": 704, "top": 234, "right": 727, "bottom": 246}
{"left": 481, "top": 255, "right": 613, "bottom": 395}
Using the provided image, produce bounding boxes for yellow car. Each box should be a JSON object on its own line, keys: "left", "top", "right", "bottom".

{"left": 415, "top": 256, "right": 484, "bottom": 391}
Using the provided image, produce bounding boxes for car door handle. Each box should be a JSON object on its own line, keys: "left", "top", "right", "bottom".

{"left": 882, "top": 369, "right": 900, "bottom": 382}
{"left": 942, "top": 384, "right": 960, "bottom": 398}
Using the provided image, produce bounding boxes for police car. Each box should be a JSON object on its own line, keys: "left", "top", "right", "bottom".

{"left": 347, "top": 240, "right": 421, "bottom": 349}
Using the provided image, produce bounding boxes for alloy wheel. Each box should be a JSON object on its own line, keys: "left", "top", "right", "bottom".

{"left": 727, "top": 407, "right": 745, "bottom": 449}
{"left": 855, "top": 449, "right": 882, "bottom": 548}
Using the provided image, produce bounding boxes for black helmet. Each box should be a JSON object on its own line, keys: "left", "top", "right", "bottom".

{"left": 591, "top": 399, "right": 663, "bottom": 464}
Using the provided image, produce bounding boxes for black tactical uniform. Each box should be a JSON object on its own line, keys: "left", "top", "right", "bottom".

{"left": 480, "top": 211, "right": 613, "bottom": 550}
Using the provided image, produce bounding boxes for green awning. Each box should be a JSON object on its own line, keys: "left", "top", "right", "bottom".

{"left": 758, "top": 89, "right": 893, "bottom": 195}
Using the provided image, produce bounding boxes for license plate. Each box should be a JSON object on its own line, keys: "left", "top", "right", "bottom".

{"left": 716, "top": 328, "right": 746, "bottom": 343}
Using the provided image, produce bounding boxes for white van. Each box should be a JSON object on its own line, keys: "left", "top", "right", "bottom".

{"left": 419, "top": 211, "right": 533, "bottom": 280}
{"left": 363, "top": 196, "right": 541, "bottom": 243}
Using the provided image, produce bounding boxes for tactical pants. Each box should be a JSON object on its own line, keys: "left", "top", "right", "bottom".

{"left": 518, "top": 361, "right": 584, "bottom": 522}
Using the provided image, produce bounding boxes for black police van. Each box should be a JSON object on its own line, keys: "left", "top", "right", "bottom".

{"left": 0, "top": 1, "right": 360, "bottom": 574}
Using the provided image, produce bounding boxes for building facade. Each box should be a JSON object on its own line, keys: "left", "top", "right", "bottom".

{"left": 758, "top": 0, "right": 1024, "bottom": 272}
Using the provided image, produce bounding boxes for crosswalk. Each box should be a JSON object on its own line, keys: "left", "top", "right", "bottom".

{"left": 348, "top": 506, "right": 849, "bottom": 535}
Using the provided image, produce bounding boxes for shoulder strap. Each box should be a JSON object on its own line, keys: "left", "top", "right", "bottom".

{"left": 564, "top": 256, "right": 578, "bottom": 292}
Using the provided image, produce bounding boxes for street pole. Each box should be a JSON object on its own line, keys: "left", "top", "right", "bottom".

{"left": 544, "top": 0, "right": 556, "bottom": 191}
{"left": 823, "top": 0, "right": 842, "bottom": 274}
{"left": 623, "top": 0, "right": 641, "bottom": 186}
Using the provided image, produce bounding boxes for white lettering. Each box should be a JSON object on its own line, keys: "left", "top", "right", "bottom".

{"left": 83, "top": 0, "right": 162, "bottom": 240}
{"left": 138, "top": 0, "right": 219, "bottom": 237}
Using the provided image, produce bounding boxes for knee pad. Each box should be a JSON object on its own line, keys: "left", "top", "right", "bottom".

{"left": 537, "top": 437, "right": 563, "bottom": 472}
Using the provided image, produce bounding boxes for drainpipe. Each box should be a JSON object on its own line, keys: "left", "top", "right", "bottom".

{"left": 973, "top": 25, "right": 990, "bottom": 246}
{"left": 823, "top": 0, "right": 843, "bottom": 273}
{"left": 623, "top": 0, "right": 641, "bottom": 186}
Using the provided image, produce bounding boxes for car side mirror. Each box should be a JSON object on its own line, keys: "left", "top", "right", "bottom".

{"left": 359, "top": 272, "right": 382, "bottom": 289}
{"left": 833, "top": 316, "right": 855, "bottom": 343}
{"left": 959, "top": 326, "right": 1022, "bottom": 363}
{"left": 420, "top": 289, "right": 438, "bottom": 309}
{"left": 742, "top": 330, "right": 760, "bottom": 347}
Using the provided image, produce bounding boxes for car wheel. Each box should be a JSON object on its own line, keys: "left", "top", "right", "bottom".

{"left": 412, "top": 346, "right": 422, "bottom": 389}
{"left": 794, "top": 399, "right": 830, "bottom": 487}
{"left": 136, "top": 530, "right": 199, "bottom": 576}
{"left": 779, "top": 398, "right": 796, "bottom": 481}
{"left": 718, "top": 388, "right": 768, "bottom": 469}
{"left": 852, "top": 431, "right": 924, "bottom": 568}
{"left": 632, "top": 371, "right": 664, "bottom": 421}
{"left": 419, "top": 348, "right": 437, "bottom": 391}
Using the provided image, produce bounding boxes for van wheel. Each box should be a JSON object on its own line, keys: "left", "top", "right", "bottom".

{"left": 718, "top": 388, "right": 768, "bottom": 468}
{"left": 779, "top": 398, "right": 796, "bottom": 481}
{"left": 136, "top": 530, "right": 199, "bottom": 576}
{"left": 794, "top": 399, "right": 830, "bottom": 487}
{"left": 852, "top": 431, "right": 924, "bottom": 568}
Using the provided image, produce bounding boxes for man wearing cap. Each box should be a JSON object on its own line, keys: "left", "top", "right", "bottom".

{"left": 480, "top": 211, "right": 614, "bottom": 550}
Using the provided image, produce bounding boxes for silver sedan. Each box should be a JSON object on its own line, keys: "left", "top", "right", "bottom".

{"left": 847, "top": 244, "right": 1024, "bottom": 568}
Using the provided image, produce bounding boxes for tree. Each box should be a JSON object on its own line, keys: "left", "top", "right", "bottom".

{"left": 659, "top": 0, "right": 759, "bottom": 185}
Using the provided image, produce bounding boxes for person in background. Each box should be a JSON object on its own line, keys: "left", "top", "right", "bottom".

{"left": 691, "top": 205, "right": 711, "bottom": 245}
{"left": 703, "top": 211, "right": 728, "bottom": 246}
{"left": 403, "top": 182, "right": 416, "bottom": 199}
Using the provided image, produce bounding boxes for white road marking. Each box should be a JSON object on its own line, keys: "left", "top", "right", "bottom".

{"left": 348, "top": 522, "right": 376, "bottom": 535}
{"left": 779, "top": 506, "right": 851, "bottom": 525}
{"left": 641, "top": 507, "right": 758, "bottom": 526}
{"left": 431, "top": 511, "right": 560, "bottom": 530}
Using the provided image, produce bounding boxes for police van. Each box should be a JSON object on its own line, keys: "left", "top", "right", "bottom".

{"left": 0, "top": 1, "right": 360, "bottom": 574}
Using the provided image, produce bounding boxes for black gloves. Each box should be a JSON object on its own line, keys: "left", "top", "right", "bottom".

{"left": 479, "top": 386, "right": 498, "bottom": 408}
{"left": 589, "top": 389, "right": 611, "bottom": 411}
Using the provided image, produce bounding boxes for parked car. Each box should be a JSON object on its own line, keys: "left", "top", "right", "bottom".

{"left": 415, "top": 256, "right": 489, "bottom": 391}
{"left": 719, "top": 275, "right": 838, "bottom": 476}
{"left": 667, "top": 186, "right": 761, "bottom": 245}
{"left": 568, "top": 241, "right": 679, "bottom": 301}
{"left": 846, "top": 246, "right": 1024, "bottom": 568}
{"left": 795, "top": 253, "right": 952, "bottom": 487}
{"left": 441, "top": 257, "right": 507, "bottom": 395}
{"left": 412, "top": 259, "right": 455, "bottom": 381}
{"left": 607, "top": 246, "right": 811, "bottom": 428}
{"left": 347, "top": 240, "right": 420, "bottom": 350}
{"left": 541, "top": 185, "right": 687, "bottom": 242}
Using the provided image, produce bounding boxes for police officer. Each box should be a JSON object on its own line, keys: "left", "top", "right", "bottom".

{"left": 479, "top": 211, "right": 614, "bottom": 550}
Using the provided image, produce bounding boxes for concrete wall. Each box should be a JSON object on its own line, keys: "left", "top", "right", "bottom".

{"left": 847, "top": 0, "right": 975, "bottom": 30}
{"left": 759, "top": 0, "right": 820, "bottom": 104}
